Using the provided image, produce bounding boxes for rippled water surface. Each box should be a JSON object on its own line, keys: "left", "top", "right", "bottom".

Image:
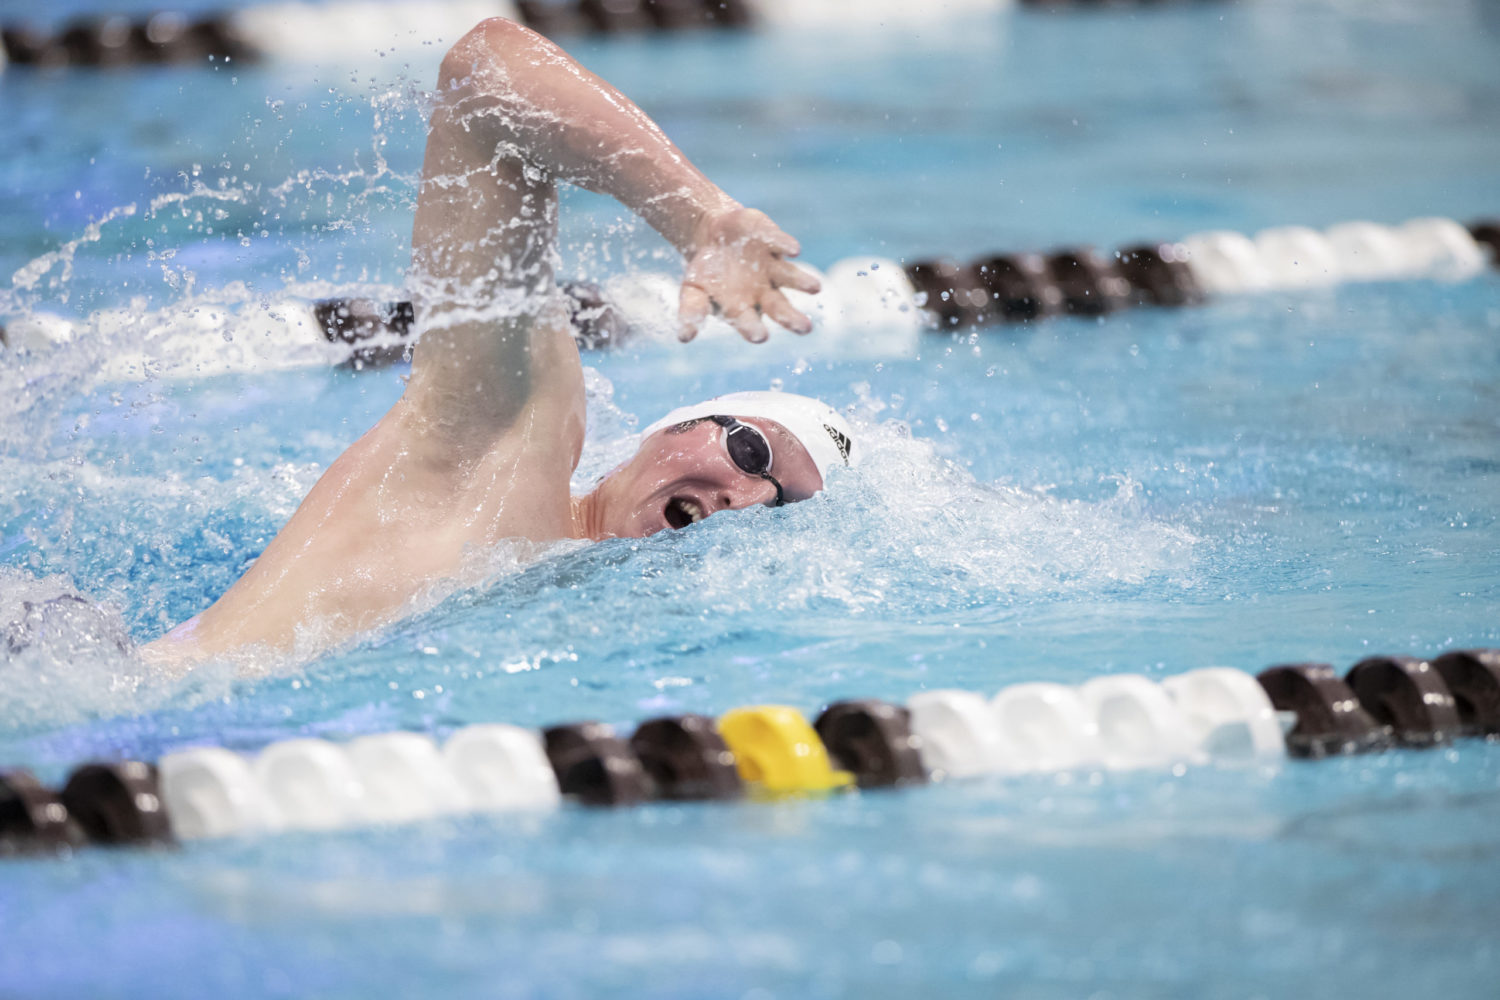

{"left": 2, "top": 1, "right": 1499, "bottom": 997}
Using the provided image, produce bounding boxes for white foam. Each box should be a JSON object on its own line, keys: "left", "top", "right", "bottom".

{"left": 1, "top": 311, "right": 77, "bottom": 350}
{"left": 603, "top": 271, "right": 683, "bottom": 343}
{"left": 553, "top": 416, "right": 1199, "bottom": 634}
{"left": 0, "top": 568, "right": 220, "bottom": 728}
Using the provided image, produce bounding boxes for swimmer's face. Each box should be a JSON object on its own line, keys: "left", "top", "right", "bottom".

{"left": 592, "top": 416, "right": 823, "bottom": 538}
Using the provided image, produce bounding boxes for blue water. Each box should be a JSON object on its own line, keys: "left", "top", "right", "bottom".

{"left": 3, "top": 1, "right": 1500, "bottom": 997}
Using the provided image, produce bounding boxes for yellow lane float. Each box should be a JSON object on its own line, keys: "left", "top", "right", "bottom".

{"left": 716, "top": 706, "right": 853, "bottom": 795}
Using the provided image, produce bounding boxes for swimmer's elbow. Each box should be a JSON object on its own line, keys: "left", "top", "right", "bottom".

{"left": 439, "top": 17, "right": 555, "bottom": 90}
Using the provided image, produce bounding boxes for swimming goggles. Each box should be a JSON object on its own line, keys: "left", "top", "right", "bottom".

{"left": 707, "top": 415, "right": 786, "bottom": 507}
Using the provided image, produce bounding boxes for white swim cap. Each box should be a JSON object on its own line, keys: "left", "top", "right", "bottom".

{"left": 641, "top": 391, "right": 859, "bottom": 485}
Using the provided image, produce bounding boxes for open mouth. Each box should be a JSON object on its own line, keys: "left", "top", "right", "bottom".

{"left": 663, "top": 496, "right": 705, "bottom": 530}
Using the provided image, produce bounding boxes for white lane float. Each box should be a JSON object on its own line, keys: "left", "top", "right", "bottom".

{"left": 823, "top": 256, "right": 923, "bottom": 355}
{"left": 1161, "top": 666, "right": 1286, "bottom": 763}
{"left": 253, "top": 738, "right": 369, "bottom": 831}
{"left": 1077, "top": 674, "right": 1194, "bottom": 771}
{"left": 989, "top": 682, "right": 1103, "bottom": 773}
{"left": 1253, "top": 226, "right": 1342, "bottom": 289}
{"left": 824, "top": 257, "right": 920, "bottom": 329}
{"left": 1396, "top": 217, "right": 1487, "bottom": 281}
{"left": 777, "top": 264, "right": 845, "bottom": 332}
{"left": 1324, "top": 221, "right": 1410, "bottom": 281}
{"left": 346, "top": 732, "right": 471, "bottom": 824}
{"left": 442, "top": 724, "right": 561, "bottom": 811}
{"left": 1179, "top": 230, "right": 1274, "bottom": 295}
{"left": 1181, "top": 215, "right": 1490, "bottom": 297}
{"left": 158, "top": 746, "right": 282, "bottom": 840}
{"left": 906, "top": 689, "right": 1008, "bottom": 779}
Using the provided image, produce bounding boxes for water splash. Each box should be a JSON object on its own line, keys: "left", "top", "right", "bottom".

{"left": 0, "top": 567, "right": 238, "bottom": 731}
{"left": 360, "top": 413, "right": 1200, "bottom": 688}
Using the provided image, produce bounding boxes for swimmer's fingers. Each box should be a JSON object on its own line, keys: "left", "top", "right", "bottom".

{"left": 770, "top": 260, "right": 821, "bottom": 295}
{"left": 733, "top": 207, "right": 801, "bottom": 259}
{"left": 726, "top": 304, "right": 770, "bottom": 345}
{"left": 760, "top": 288, "right": 812, "bottom": 335}
{"left": 678, "top": 283, "right": 711, "bottom": 342}
{"left": 761, "top": 225, "right": 801, "bottom": 259}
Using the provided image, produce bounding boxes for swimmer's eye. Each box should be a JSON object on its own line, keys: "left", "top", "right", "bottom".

{"left": 709, "top": 414, "right": 784, "bottom": 507}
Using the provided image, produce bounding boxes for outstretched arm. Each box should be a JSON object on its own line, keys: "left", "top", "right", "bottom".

{"left": 407, "top": 18, "right": 820, "bottom": 442}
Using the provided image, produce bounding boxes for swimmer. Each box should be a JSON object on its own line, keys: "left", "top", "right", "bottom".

{"left": 142, "top": 18, "right": 857, "bottom": 668}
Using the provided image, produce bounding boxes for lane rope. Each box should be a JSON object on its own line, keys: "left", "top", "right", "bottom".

{"left": 3, "top": 648, "right": 1495, "bottom": 853}
{"left": 903, "top": 215, "right": 1497, "bottom": 330}
{"left": 4, "top": 213, "right": 1492, "bottom": 371}
{"left": 0, "top": 1, "right": 1257, "bottom": 73}
{"left": 0, "top": 1, "right": 745, "bottom": 71}
{"left": 307, "top": 213, "right": 1500, "bottom": 351}
{"left": 1, "top": 12, "right": 257, "bottom": 70}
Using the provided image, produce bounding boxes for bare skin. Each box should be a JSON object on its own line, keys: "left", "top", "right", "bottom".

{"left": 143, "top": 19, "right": 821, "bottom": 670}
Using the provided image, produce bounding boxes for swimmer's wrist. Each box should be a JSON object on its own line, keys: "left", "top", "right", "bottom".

{"left": 675, "top": 191, "right": 744, "bottom": 254}
{"left": 663, "top": 186, "right": 739, "bottom": 256}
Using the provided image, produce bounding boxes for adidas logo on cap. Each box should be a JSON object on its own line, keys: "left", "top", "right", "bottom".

{"left": 823, "top": 424, "right": 852, "bottom": 465}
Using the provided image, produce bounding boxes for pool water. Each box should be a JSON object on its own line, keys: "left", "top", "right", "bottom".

{"left": 3, "top": 0, "right": 1499, "bottom": 997}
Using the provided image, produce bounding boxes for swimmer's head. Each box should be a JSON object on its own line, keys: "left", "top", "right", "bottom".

{"left": 586, "top": 391, "right": 859, "bottom": 538}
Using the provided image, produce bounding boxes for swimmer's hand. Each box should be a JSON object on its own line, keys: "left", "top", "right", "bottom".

{"left": 678, "top": 206, "right": 822, "bottom": 344}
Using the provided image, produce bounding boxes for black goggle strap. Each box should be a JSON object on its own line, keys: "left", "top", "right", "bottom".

{"left": 759, "top": 472, "right": 787, "bottom": 507}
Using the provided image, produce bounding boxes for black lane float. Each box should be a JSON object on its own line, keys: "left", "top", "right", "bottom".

{"left": 1430, "top": 650, "right": 1500, "bottom": 737}
{"left": 1345, "top": 656, "right": 1461, "bottom": 749}
{"left": 1, "top": 769, "right": 86, "bottom": 856}
{"left": 542, "top": 721, "right": 653, "bottom": 807}
{"left": 813, "top": 699, "right": 925, "bottom": 789}
{"left": 629, "top": 715, "right": 743, "bottom": 801}
{"left": 1255, "top": 662, "right": 1391, "bottom": 759}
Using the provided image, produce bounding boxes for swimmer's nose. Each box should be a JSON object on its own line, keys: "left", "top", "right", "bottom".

{"left": 721, "top": 478, "right": 779, "bottom": 511}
